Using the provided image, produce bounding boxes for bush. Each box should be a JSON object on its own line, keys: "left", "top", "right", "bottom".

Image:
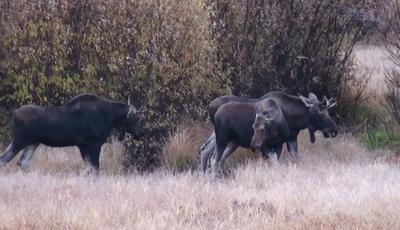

{"left": 0, "top": 0, "right": 230, "bottom": 171}
{"left": 209, "top": 0, "right": 380, "bottom": 120}
{"left": 161, "top": 122, "right": 210, "bottom": 172}
{"left": 383, "top": 1, "right": 400, "bottom": 138}
{"left": 0, "top": 0, "right": 383, "bottom": 171}
{"left": 360, "top": 127, "right": 400, "bottom": 151}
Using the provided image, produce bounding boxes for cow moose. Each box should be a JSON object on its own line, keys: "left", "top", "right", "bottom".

{"left": 209, "top": 92, "right": 338, "bottom": 176}
{"left": 210, "top": 98, "right": 290, "bottom": 175}
{"left": 0, "top": 93, "right": 143, "bottom": 172}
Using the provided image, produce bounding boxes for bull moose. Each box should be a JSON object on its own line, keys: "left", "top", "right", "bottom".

{"left": 0, "top": 93, "right": 143, "bottom": 172}
{"left": 208, "top": 92, "right": 337, "bottom": 176}
{"left": 200, "top": 91, "right": 336, "bottom": 172}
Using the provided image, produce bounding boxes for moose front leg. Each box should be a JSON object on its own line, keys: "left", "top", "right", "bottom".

{"left": 286, "top": 139, "right": 298, "bottom": 162}
{"left": 79, "top": 144, "right": 102, "bottom": 174}
{"left": 308, "top": 128, "right": 316, "bottom": 143}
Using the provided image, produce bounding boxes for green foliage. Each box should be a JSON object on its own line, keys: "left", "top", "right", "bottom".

{"left": 360, "top": 127, "right": 400, "bottom": 151}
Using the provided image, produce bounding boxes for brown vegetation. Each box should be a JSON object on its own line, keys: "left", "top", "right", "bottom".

{"left": 0, "top": 133, "right": 398, "bottom": 229}
{"left": 0, "top": 0, "right": 383, "bottom": 170}
{"left": 0, "top": 1, "right": 399, "bottom": 227}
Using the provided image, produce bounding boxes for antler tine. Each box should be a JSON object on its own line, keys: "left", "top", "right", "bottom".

{"left": 323, "top": 96, "right": 335, "bottom": 106}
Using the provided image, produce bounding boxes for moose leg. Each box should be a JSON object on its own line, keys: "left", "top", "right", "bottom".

{"left": 308, "top": 128, "right": 316, "bottom": 143}
{"left": 0, "top": 144, "right": 13, "bottom": 166}
{"left": 0, "top": 140, "right": 28, "bottom": 166}
{"left": 78, "top": 146, "right": 89, "bottom": 162}
{"left": 286, "top": 139, "right": 298, "bottom": 162}
{"left": 86, "top": 144, "right": 102, "bottom": 173}
{"left": 200, "top": 132, "right": 215, "bottom": 152}
{"left": 200, "top": 132, "right": 216, "bottom": 173}
{"left": 218, "top": 142, "right": 239, "bottom": 171}
{"left": 211, "top": 141, "right": 229, "bottom": 178}
{"left": 17, "top": 144, "right": 39, "bottom": 171}
{"left": 272, "top": 145, "right": 283, "bottom": 160}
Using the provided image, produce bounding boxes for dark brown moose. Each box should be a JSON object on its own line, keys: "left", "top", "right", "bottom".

{"left": 0, "top": 93, "right": 143, "bottom": 172}
{"left": 208, "top": 92, "right": 337, "bottom": 176}
{"left": 200, "top": 91, "right": 337, "bottom": 173}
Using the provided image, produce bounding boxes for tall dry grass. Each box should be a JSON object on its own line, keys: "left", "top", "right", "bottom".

{"left": 161, "top": 122, "right": 260, "bottom": 172}
{"left": 0, "top": 133, "right": 399, "bottom": 229}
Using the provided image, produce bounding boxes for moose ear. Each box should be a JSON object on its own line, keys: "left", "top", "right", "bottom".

{"left": 299, "top": 95, "right": 314, "bottom": 107}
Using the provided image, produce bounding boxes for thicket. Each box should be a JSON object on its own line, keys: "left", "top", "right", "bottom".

{"left": 0, "top": 0, "right": 380, "bottom": 170}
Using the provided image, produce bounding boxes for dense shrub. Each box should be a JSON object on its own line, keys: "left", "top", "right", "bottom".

{"left": 384, "top": 1, "right": 400, "bottom": 126}
{"left": 0, "top": 0, "right": 382, "bottom": 170}
{"left": 0, "top": 0, "right": 230, "bottom": 170}
{"left": 209, "top": 0, "right": 379, "bottom": 119}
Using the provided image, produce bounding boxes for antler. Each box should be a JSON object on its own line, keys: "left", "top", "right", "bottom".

{"left": 323, "top": 96, "right": 336, "bottom": 108}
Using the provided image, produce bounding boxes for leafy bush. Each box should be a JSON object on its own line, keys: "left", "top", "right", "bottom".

{"left": 0, "top": 0, "right": 230, "bottom": 171}
{"left": 209, "top": 0, "right": 379, "bottom": 120}
{"left": 0, "top": 0, "right": 383, "bottom": 171}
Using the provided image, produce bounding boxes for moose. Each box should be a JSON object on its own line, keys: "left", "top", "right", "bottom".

{"left": 200, "top": 91, "right": 337, "bottom": 172}
{"left": 0, "top": 93, "right": 143, "bottom": 172}
{"left": 204, "top": 92, "right": 338, "bottom": 175}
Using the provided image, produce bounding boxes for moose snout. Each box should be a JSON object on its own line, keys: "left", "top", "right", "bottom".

{"left": 250, "top": 137, "right": 263, "bottom": 152}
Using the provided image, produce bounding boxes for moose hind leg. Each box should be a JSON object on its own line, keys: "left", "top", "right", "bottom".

{"left": 286, "top": 140, "right": 298, "bottom": 162}
{"left": 211, "top": 140, "right": 229, "bottom": 177}
{"left": 0, "top": 141, "right": 27, "bottom": 166}
{"left": 17, "top": 144, "right": 39, "bottom": 171}
{"left": 0, "top": 144, "right": 13, "bottom": 167}
{"left": 200, "top": 133, "right": 216, "bottom": 173}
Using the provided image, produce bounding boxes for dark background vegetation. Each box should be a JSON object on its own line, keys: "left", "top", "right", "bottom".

{"left": 0, "top": 0, "right": 390, "bottom": 170}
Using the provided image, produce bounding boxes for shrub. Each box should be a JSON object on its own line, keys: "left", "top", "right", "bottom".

{"left": 0, "top": 0, "right": 230, "bottom": 171}
{"left": 161, "top": 122, "right": 211, "bottom": 172}
{"left": 0, "top": 0, "right": 385, "bottom": 171}
{"left": 383, "top": 1, "right": 400, "bottom": 134}
{"left": 208, "top": 0, "right": 380, "bottom": 120}
{"left": 360, "top": 127, "right": 400, "bottom": 151}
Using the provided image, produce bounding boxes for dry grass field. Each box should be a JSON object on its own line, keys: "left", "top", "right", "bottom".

{"left": 0, "top": 45, "right": 400, "bottom": 229}
{"left": 0, "top": 133, "right": 399, "bottom": 229}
